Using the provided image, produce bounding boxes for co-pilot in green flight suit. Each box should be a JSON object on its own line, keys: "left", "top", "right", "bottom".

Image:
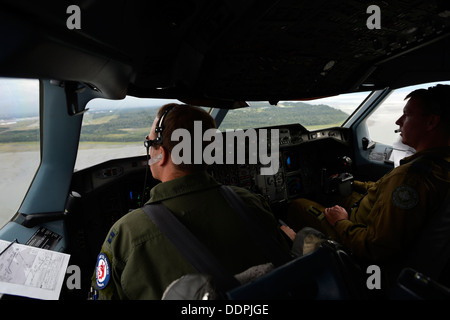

{"left": 91, "top": 170, "right": 290, "bottom": 300}
{"left": 287, "top": 146, "right": 450, "bottom": 263}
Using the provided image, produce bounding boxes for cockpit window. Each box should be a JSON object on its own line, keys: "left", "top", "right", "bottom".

{"left": 77, "top": 92, "right": 371, "bottom": 170}
{"left": 0, "top": 78, "right": 40, "bottom": 227}
{"left": 75, "top": 97, "right": 178, "bottom": 171}
{"left": 218, "top": 91, "right": 371, "bottom": 130}
{"left": 365, "top": 80, "right": 450, "bottom": 146}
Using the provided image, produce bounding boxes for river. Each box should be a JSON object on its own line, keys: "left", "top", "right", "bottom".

{"left": 0, "top": 145, "right": 145, "bottom": 228}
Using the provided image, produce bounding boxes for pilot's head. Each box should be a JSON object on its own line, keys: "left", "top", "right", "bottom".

{"left": 395, "top": 84, "right": 450, "bottom": 152}
{"left": 145, "top": 103, "right": 216, "bottom": 181}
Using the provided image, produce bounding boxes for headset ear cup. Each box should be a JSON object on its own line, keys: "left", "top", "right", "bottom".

{"left": 155, "top": 105, "right": 176, "bottom": 145}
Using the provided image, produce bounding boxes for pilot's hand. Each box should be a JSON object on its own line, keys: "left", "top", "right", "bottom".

{"left": 324, "top": 205, "right": 348, "bottom": 226}
{"left": 280, "top": 225, "right": 296, "bottom": 241}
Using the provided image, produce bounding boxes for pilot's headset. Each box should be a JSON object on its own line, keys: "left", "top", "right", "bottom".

{"left": 144, "top": 105, "right": 176, "bottom": 166}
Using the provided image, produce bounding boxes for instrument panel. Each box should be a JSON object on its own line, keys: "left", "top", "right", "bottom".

{"left": 208, "top": 124, "right": 353, "bottom": 204}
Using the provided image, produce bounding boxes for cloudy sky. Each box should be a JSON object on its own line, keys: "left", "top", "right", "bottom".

{"left": 0, "top": 77, "right": 177, "bottom": 116}
{"left": 1, "top": 77, "right": 448, "bottom": 119}
{"left": 0, "top": 78, "right": 39, "bottom": 116}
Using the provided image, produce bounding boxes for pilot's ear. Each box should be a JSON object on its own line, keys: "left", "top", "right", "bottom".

{"left": 426, "top": 114, "right": 441, "bottom": 131}
{"left": 159, "top": 146, "right": 169, "bottom": 165}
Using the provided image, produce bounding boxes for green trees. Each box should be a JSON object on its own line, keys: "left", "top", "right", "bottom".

{"left": 0, "top": 103, "right": 348, "bottom": 144}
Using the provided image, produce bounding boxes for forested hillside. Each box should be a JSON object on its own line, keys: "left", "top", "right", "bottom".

{"left": 0, "top": 102, "right": 348, "bottom": 143}
{"left": 219, "top": 101, "right": 348, "bottom": 130}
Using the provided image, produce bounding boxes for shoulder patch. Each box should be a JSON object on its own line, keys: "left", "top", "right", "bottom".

{"left": 391, "top": 185, "right": 419, "bottom": 210}
{"left": 96, "top": 253, "right": 111, "bottom": 289}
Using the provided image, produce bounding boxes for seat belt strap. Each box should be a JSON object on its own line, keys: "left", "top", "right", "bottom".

{"left": 220, "top": 185, "right": 293, "bottom": 266}
{"left": 141, "top": 203, "right": 239, "bottom": 292}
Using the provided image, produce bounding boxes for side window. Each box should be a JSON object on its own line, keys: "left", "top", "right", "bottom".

{"left": 366, "top": 81, "right": 450, "bottom": 146}
{"left": 0, "top": 78, "right": 40, "bottom": 227}
{"left": 364, "top": 81, "right": 450, "bottom": 166}
{"left": 365, "top": 88, "right": 408, "bottom": 146}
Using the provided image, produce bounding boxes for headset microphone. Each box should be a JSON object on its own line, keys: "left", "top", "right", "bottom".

{"left": 148, "top": 153, "right": 163, "bottom": 166}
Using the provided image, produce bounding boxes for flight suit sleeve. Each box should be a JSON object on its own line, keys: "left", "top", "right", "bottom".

{"left": 91, "top": 226, "right": 127, "bottom": 300}
{"left": 334, "top": 171, "right": 429, "bottom": 262}
{"left": 353, "top": 180, "right": 375, "bottom": 194}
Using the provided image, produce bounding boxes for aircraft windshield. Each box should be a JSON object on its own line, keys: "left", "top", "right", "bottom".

{"left": 219, "top": 91, "right": 371, "bottom": 131}
{"left": 0, "top": 78, "right": 40, "bottom": 228}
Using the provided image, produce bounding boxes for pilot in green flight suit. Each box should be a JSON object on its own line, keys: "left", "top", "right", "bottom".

{"left": 91, "top": 104, "right": 290, "bottom": 300}
{"left": 287, "top": 84, "right": 450, "bottom": 263}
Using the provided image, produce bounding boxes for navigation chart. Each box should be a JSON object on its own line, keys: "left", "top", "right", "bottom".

{"left": 0, "top": 239, "right": 70, "bottom": 300}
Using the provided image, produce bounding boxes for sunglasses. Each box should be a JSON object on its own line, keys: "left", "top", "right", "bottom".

{"left": 144, "top": 138, "right": 158, "bottom": 154}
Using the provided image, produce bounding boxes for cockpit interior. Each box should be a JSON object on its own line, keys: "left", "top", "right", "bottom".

{"left": 0, "top": 0, "right": 449, "bottom": 302}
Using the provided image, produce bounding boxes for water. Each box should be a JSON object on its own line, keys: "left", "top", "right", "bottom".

{"left": 0, "top": 150, "right": 40, "bottom": 227}
{"left": 0, "top": 145, "right": 145, "bottom": 228}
